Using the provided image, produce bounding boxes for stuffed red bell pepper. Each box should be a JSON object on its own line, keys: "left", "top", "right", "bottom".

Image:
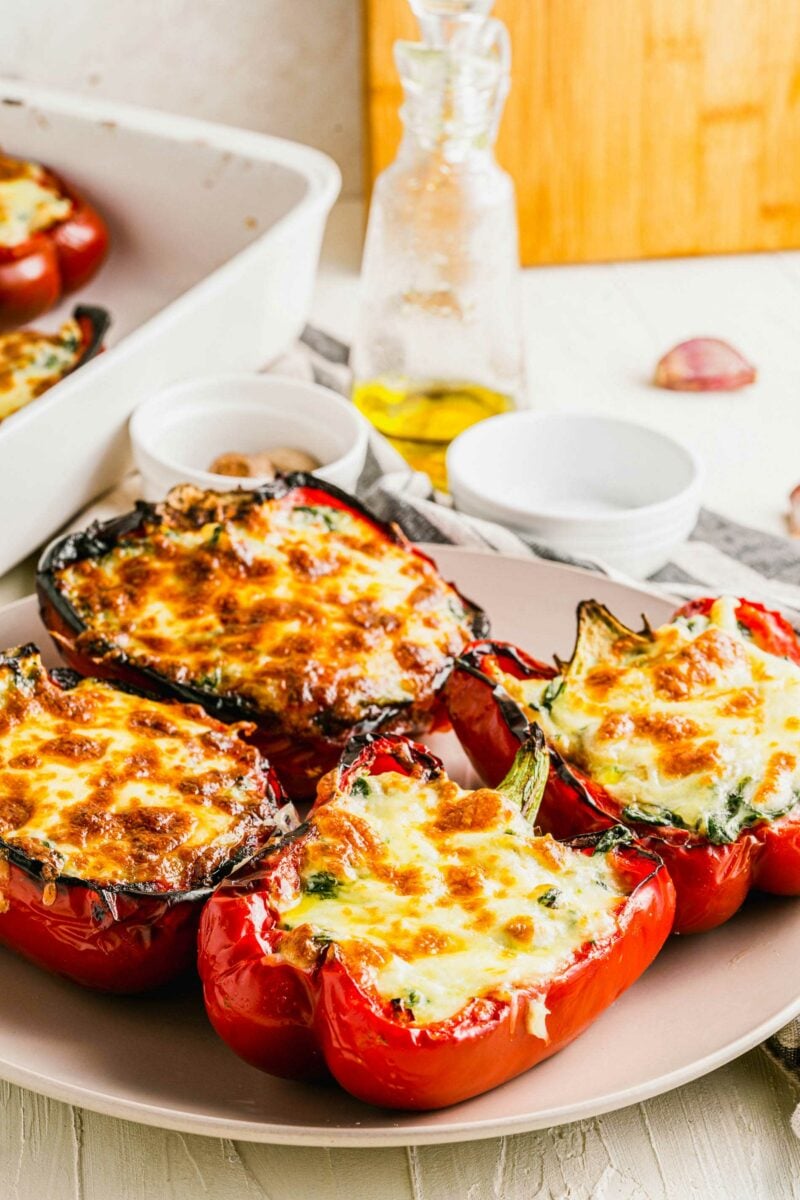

{"left": 0, "top": 150, "right": 109, "bottom": 328}
{"left": 198, "top": 729, "right": 675, "bottom": 1110}
{"left": 36, "top": 478, "right": 487, "bottom": 798}
{"left": 0, "top": 303, "right": 109, "bottom": 425}
{"left": 444, "top": 595, "right": 800, "bottom": 935}
{"left": 0, "top": 644, "right": 290, "bottom": 992}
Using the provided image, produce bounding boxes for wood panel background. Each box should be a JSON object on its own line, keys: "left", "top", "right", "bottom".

{"left": 364, "top": 0, "right": 800, "bottom": 264}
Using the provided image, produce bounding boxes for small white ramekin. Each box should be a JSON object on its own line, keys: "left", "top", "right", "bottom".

{"left": 130, "top": 374, "right": 369, "bottom": 502}
{"left": 447, "top": 412, "right": 703, "bottom": 576}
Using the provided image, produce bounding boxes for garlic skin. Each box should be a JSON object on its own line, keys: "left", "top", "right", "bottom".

{"left": 654, "top": 338, "right": 756, "bottom": 392}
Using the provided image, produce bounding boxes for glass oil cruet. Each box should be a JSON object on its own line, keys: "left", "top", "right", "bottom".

{"left": 352, "top": 0, "right": 525, "bottom": 491}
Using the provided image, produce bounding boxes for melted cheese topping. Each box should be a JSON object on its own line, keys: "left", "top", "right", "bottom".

{"left": 495, "top": 597, "right": 800, "bottom": 843}
{"left": 0, "top": 647, "right": 277, "bottom": 890}
{"left": 54, "top": 486, "right": 475, "bottom": 735}
{"left": 0, "top": 319, "right": 83, "bottom": 422}
{"left": 277, "top": 769, "right": 624, "bottom": 1029}
{"left": 0, "top": 153, "right": 71, "bottom": 247}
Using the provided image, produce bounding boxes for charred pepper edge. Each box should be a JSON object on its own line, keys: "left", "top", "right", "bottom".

{"left": 35, "top": 474, "right": 490, "bottom": 733}
{"left": 0, "top": 642, "right": 289, "bottom": 905}
{"left": 452, "top": 637, "right": 721, "bottom": 849}
{"left": 454, "top": 627, "right": 793, "bottom": 852}
{"left": 72, "top": 303, "right": 110, "bottom": 366}
{"left": 338, "top": 729, "right": 447, "bottom": 778}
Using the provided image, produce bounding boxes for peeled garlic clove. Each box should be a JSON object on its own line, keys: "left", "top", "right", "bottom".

{"left": 267, "top": 447, "right": 320, "bottom": 473}
{"left": 789, "top": 484, "right": 800, "bottom": 537}
{"left": 654, "top": 338, "right": 756, "bottom": 392}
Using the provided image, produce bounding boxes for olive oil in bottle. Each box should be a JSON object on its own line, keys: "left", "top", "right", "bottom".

{"left": 352, "top": 378, "right": 514, "bottom": 491}
{"left": 351, "top": 3, "right": 525, "bottom": 491}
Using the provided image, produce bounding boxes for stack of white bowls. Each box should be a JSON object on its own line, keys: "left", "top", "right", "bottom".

{"left": 447, "top": 413, "right": 703, "bottom": 577}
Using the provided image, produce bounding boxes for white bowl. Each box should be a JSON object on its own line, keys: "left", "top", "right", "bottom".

{"left": 447, "top": 412, "right": 703, "bottom": 576}
{"left": 130, "top": 374, "right": 369, "bottom": 502}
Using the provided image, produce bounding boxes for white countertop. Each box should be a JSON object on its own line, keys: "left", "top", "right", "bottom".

{"left": 3, "top": 200, "right": 800, "bottom": 1199}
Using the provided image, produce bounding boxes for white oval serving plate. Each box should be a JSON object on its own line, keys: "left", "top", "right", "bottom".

{"left": 0, "top": 547, "right": 798, "bottom": 1147}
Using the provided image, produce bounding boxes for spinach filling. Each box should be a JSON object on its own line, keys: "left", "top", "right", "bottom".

{"left": 623, "top": 780, "right": 798, "bottom": 845}
{"left": 291, "top": 504, "right": 345, "bottom": 533}
{"left": 303, "top": 870, "right": 341, "bottom": 898}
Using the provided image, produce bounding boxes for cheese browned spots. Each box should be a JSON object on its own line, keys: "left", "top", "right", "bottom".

{"left": 493, "top": 597, "right": 800, "bottom": 844}
{"left": 0, "top": 319, "right": 83, "bottom": 423}
{"left": 0, "top": 152, "right": 71, "bottom": 248}
{"left": 53, "top": 486, "right": 476, "bottom": 736}
{"left": 0, "top": 647, "right": 277, "bottom": 890}
{"left": 276, "top": 769, "right": 625, "bottom": 1029}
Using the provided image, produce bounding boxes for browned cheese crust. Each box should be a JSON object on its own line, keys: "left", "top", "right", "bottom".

{"left": 0, "top": 647, "right": 275, "bottom": 891}
{"left": 53, "top": 486, "right": 476, "bottom": 736}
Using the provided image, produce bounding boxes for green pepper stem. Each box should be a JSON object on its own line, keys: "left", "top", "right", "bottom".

{"left": 497, "top": 726, "right": 549, "bottom": 826}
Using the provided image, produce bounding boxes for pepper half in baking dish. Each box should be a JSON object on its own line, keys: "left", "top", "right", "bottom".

{"left": 0, "top": 303, "right": 109, "bottom": 424}
{"left": 0, "top": 150, "right": 109, "bottom": 328}
{"left": 444, "top": 596, "right": 800, "bottom": 935}
{"left": 36, "top": 478, "right": 488, "bottom": 798}
{"left": 198, "top": 730, "right": 675, "bottom": 1110}
{"left": 0, "top": 644, "right": 289, "bottom": 991}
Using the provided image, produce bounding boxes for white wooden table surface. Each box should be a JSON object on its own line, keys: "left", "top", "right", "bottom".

{"left": 3, "top": 200, "right": 800, "bottom": 1199}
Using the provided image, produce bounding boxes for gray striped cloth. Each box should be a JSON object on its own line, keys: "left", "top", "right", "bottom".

{"left": 297, "top": 326, "right": 800, "bottom": 1128}
{"left": 78, "top": 325, "right": 800, "bottom": 1128}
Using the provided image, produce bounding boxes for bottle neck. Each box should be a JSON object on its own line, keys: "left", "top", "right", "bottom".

{"left": 399, "top": 101, "right": 498, "bottom": 163}
{"left": 408, "top": 0, "right": 495, "bottom": 49}
{"left": 395, "top": 23, "right": 509, "bottom": 163}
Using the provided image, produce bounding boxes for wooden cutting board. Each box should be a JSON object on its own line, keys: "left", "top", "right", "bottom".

{"left": 364, "top": 0, "right": 800, "bottom": 264}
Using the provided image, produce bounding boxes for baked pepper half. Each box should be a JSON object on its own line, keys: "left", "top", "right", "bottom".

{"left": 0, "top": 303, "right": 109, "bottom": 425}
{"left": 0, "top": 150, "right": 109, "bottom": 328}
{"left": 0, "top": 644, "right": 290, "bottom": 992}
{"left": 36, "top": 477, "right": 487, "bottom": 798}
{"left": 198, "top": 730, "right": 675, "bottom": 1110}
{"left": 444, "top": 596, "right": 800, "bottom": 935}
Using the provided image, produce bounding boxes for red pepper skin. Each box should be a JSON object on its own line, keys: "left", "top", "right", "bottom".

{"left": 673, "top": 596, "right": 800, "bottom": 666}
{"left": 0, "top": 167, "right": 108, "bottom": 330}
{"left": 444, "top": 601, "right": 800, "bottom": 935}
{"left": 0, "top": 237, "right": 60, "bottom": 329}
{"left": 71, "top": 303, "right": 110, "bottom": 368}
{"left": 0, "top": 860, "right": 207, "bottom": 993}
{"left": 198, "top": 735, "right": 675, "bottom": 1110}
{"left": 47, "top": 171, "right": 110, "bottom": 294}
{"left": 37, "top": 478, "right": 486, "bottom": 799}
{"left": 0, "top": 660, "right": 287, "bottom": 993}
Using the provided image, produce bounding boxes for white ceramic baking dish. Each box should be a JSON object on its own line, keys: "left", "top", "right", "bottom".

{"left": 0, "top": 80, "right": 340, "bottom": 574}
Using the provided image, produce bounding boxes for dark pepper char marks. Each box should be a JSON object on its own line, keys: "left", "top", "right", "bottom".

{"left": 47, "top": 484, "right": 480, "bottom": 738}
